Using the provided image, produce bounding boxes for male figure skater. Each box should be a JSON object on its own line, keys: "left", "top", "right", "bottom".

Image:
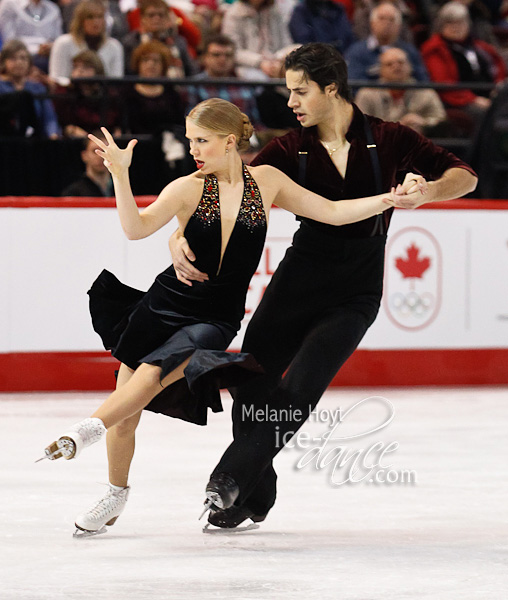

{"left": 170, "top": 43, "right": 478, "bottom": 527}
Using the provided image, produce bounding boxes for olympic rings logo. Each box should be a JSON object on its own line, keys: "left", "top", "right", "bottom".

{"left": 389, "top": 292, "right": 435, "bottom": 317}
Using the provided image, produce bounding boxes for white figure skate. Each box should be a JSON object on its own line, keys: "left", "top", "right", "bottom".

{"left": 74, "top": 485, "right": 130, "bottom": 538}
{"left": 36, "top": 417, "right": 106, "bottom": 461}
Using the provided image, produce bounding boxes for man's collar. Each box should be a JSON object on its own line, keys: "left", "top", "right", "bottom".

{"left": 301, "top": 103, "right": 365, "bottom": 146}
{"left": 346, "top": 104, "right": 368, "bottom": 142}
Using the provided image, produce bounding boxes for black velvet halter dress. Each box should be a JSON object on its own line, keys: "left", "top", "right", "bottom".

{"left": 88, "top": 164, "right": 267, "bottom": 425}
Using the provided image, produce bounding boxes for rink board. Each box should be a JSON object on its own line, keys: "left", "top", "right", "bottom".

{"left": 0, "top": 197, "right": 507, "bottom": 389}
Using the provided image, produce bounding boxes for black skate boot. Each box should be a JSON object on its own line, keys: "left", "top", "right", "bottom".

{"left": 208, "top": 505, "right": 267, "bottom": 529}
{"left": 199, "top": 473, "right": 239, "bottom": 519}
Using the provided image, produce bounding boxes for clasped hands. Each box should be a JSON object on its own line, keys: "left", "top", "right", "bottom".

{"left": 383, "top": 172, "right": 429, "bottom": 209}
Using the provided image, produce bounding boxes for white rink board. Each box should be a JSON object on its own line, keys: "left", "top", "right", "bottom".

{"left": 1, "top": 206, "right": 507, "bottom": 352}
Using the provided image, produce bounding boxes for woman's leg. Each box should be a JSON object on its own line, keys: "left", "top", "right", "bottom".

{"left": 107, "top": 411, "right": 142, "bottom": 487}
{"left": 73, "top": 360, "right": 190, "bottom": 533}
{"left": 106, "top": 363, "right": 139, "bottom": 487}
{"left": 44, "top": 358, "right": 192, "bottom": 464}
{"left": 91, "top": 358, "right": 191, "bottom": 429}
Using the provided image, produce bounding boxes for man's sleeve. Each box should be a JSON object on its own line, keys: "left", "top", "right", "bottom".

{"left": 393, "top": 124, "right": 477, "bottom": 180}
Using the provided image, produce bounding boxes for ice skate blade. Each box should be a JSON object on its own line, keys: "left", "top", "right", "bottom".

{"left": 35, "top": 455, "right": 50, "bottom": 463}
{"left": 73, "top": 526, "right": 108, "bottom": 538}
{"left": 199, "top": 498, "right": 215, "bottom": 520}
{"left": 36, "top": 438, "right": 76, "bottom": 463}
{"left": 202, "top": 522, "right": 260, "bottom": 534}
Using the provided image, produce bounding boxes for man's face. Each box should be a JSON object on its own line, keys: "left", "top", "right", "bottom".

{"left": 286, "top": 69, "right": 335, "bottom": 128}
{"left": 82, "top": 139, "right": 109, "bottom": 174}
{"left": 379, "top": 48, "right": 411, "bottom": 82}
{"left": 141, "top": 5, "right": 171, "bottom": 33}
{"left": 441, "top": 18, "right": 470, "bottom": 42}
{"left": 203, "top": 43, "right": 235, "bottom": 77}
{"left": 370, "top": 4, "right": 401, "bottom": 43}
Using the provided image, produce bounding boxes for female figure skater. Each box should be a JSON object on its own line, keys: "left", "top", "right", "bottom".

{"left": 39, "top": 98, "right": 396, "bottom": 536}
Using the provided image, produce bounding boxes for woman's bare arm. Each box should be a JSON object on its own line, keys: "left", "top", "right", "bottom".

{"left": 90, "top": 128, "right": 198, "bottom": 240}
{"left": 258, "top": 165, "right": 394, "bottom": 225}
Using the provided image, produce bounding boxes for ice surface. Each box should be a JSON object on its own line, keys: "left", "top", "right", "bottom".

{"left": 1, "top": 388, "right": 507, "bottom": 600}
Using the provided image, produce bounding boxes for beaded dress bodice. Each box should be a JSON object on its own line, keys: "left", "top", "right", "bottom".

{"left": 186, "top": 164, "right": 266, "bottom": 276}
{"left": 149, "top": 165, "right": 267, "bottom": 329}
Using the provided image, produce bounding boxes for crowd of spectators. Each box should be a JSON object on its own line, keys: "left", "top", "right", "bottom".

{"left": 0, "top": 0, "right": 508, "bottom": 195}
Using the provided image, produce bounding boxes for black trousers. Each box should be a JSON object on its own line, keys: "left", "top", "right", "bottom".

{"left": 212, "top": 224, "right": 387, "bottom": 515}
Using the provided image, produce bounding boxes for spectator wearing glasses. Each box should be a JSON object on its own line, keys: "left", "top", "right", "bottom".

{"left": 183, "top": 34, "right": 261, "bottom": 127}
{"left": 122, "top": 0, "right": 195, "bottom": 76}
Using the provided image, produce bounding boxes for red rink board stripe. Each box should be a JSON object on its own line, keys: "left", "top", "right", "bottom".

{"left": 0, "top": 196, "right": 156, "bottom": 208}
{"left": 0, "top": 349, "right": 507, "bottom": 391}
{"left": 1, "top": 197, "right": 508, "bottom": 210}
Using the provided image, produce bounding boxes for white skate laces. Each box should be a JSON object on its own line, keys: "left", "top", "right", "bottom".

{"left": 74, "top": 485, "right": 130, "bottom": 537}
{"left": 36, "top": 417, "right": 107, "bottom": 462}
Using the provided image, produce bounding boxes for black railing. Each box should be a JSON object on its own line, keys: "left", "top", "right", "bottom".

{"left": 64, "top": 76, "right": 499, "bottom": 91}
{"left": 1, "top": 76, "right": 506, "bottom": 196}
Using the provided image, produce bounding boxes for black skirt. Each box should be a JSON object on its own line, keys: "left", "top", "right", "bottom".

{"left": 88, "top": 269, "right": 263, "bottom": 426}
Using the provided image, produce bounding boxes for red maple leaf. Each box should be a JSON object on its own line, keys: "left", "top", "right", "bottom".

{"left": 395, "top": 243, "right": 431, "bottom": 278}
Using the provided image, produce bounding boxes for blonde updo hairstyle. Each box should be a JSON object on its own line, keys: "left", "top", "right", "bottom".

{"left": 187, "top": 98, "right": 253, "bottom": 152}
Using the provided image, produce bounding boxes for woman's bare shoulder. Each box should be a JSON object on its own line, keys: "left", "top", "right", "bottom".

{"left": 247, "top": 164, "right": 285, "bottom": 186}
{"left": 247, "top": 164, "right": 280, "bottom": 176}
{"left": 159, "top": 171, "right": 204, "bottom": 200}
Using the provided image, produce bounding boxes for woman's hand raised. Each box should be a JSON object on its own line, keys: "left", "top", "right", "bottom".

{"left": 88, "top": 128, "right": 138, "bottom": 178}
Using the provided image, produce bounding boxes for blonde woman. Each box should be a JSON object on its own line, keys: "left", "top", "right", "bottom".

{"left": 39, "top": 98, "right": 398, "bottom": 536}
{"left": 49, "top": 0, "right": 124, "bottom": 84}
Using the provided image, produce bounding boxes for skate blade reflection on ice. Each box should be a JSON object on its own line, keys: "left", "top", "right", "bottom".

{"left": 202, "top": 522, "right": 260, "bottom": 534}
{"left": 73, "top": 526, "right": 108, "bottom": 538}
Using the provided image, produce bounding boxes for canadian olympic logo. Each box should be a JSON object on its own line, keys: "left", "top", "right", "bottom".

{"left": 383, "top": 227, "right": 442, "bottom": 330}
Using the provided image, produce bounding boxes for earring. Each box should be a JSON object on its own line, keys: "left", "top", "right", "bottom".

{"left": 225, "top": 148, "right": 229, "bottom": 154}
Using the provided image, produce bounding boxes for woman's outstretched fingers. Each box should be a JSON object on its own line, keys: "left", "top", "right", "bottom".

{"left": 88, "top": 132, "right": 106, "bottom": 151}
{"left": 126, "top": 139, "right": 138, "bottom": 152}
{"left": 101, "top": 127, "right": 115, "bottom": 145}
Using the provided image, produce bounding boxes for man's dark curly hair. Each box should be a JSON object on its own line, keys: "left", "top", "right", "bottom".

{"left": 284, "top": 43, "right": 352, "bottom": 103}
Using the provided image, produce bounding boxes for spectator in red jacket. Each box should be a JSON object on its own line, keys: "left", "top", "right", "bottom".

{"left": 126, "top": 0, "right": 202, "bottom": 57}
{"left": 421, "top": 1, "right": 506, "bottom": 125}
{"left": 122, "top": 0, "right": 196, "bottom": 75}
